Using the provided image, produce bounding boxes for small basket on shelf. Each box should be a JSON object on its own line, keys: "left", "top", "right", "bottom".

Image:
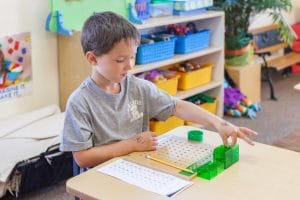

{"left": 173, "top": 0, "right": 213, "bottom": 12}
{"left": 176, "top": 63, "right": 213, "bottom": 90}
{"left": 175, "top": 29, "right": 211, "bottom": 54}
{"left": 136, "top": 38, "right": 176, "bottom": 64}
{"left": 150, "top": 116, "right": 184, "bottom": 135}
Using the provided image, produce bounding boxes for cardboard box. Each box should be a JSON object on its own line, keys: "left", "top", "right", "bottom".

{"left": 226, "top": 63, "right": 261, "bottom": 103}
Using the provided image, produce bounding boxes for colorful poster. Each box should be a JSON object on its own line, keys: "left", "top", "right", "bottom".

{"left": 0, "top": 32, "right": 32, "bottom": 101}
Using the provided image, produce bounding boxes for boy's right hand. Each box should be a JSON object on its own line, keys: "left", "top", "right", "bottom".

{"left": 130, "top": 131, "right": 157, "bottom": 152}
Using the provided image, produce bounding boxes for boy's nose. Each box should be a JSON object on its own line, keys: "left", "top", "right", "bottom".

{"left": 125, "top": 59, "right": 134, "bottom": 70}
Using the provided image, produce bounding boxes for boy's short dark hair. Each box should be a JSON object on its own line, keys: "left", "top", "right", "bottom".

{"left": 81, "top": 11, "right": 140, "bottom": 56}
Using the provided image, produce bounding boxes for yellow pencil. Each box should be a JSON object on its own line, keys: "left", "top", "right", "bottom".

{"left": 145, "top": 155, "right": 195, "bottom": 174}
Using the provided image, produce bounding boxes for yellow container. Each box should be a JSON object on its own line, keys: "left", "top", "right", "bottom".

{"left": 185, "top": 98, "right": 218, "bottom": 125}
{"left": 184, "top": 121, "right": 193, "bottom": 126}
{"left": 177, "top": 64, "right": 213, "bottom": 90}
{"left": 200, "top": 98, "right": 218, "bottom": 114}
{"left": 155, "top": 75, "right": 179, "bottom": 95}
{"left": 150, "top": 116, "right": 184, "bottom": 135}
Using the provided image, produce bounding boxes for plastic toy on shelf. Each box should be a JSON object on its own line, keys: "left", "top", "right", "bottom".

{"left": 129, "top": 0, "right": 151, "bottom": 24}
{"left": 45, "top": 10, "right": 72, "bottom": 36}
{"left": 129, "top": 3, "right": 144, "bottom": 24}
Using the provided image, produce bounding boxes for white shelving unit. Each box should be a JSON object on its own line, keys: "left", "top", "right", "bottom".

{"left": 58, "top": 11, "right": 224, "bottom": 116}
{"left": 132, "top": 11, "right": 225, "bottom": 116}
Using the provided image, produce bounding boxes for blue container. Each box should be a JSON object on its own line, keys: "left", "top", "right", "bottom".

{"left": 173, "top": 0, "right": 213, "bottom": 11}
{"left": 175, "top": 29, "right": 210, "bottom": 54}
{"left": 136, "top": 38, "right": 176, "bottom": 64}
{"left": 173, "top": 8, "right": 206, "bottom": 16}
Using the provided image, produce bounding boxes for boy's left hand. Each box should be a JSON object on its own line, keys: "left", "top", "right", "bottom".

{"left": 131, "top": 131, "right": 158, "bottom": 152}
{"left": 218, "top": 124, "right": 258, "bottom": 146}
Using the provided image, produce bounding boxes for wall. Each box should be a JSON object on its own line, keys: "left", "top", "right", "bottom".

{"left": 249, "top": 0, "right": 300, "bottom": 29}
{"left": 0, "top": 0, "right": 59, "bottom": 120}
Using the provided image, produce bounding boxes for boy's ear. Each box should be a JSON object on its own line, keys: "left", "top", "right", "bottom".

{"left": 86, "top": 51, "right": 98, "bottom": 65}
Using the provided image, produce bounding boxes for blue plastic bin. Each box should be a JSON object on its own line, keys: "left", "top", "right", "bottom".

{"left": 136, "top": 38, "right": 176, "bottom": 64}
{"left": 175, "top": 29, "right": 210, "bottom": 54}
{"left": 173, "top": 0, "right": 213, "bottom": 11}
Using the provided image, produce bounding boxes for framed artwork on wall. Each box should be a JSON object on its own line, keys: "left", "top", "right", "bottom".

{"left": 0, "top": 32, "right": 32, "bottom": 101}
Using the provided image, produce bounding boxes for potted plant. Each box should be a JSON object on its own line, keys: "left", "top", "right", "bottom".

{"left": 212, "top": 0, "right": 293, "bottom": 66}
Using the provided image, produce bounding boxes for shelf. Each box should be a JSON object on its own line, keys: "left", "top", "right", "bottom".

{"left": 58, "top": 11, "right": 224, "bottom": 115}
{"left": 175, "top": 81, "right": 223, "bottom": 100}
{"left": 130, "top": 46, "right": 223, "bottom": 74}
{"left": 134, "top": 11, "right": 224, "bottom": 30}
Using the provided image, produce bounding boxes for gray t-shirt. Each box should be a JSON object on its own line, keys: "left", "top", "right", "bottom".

{"left": 60, "top": 75, "right": 178, "bottom": 152}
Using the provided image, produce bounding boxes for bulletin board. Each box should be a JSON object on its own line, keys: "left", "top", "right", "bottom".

{"left": 50, "top": 0, "right": 135, "bottom": 31}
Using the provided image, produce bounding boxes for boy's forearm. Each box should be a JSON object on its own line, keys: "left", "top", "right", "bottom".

{"left": 73, "top": 137, "right": 136, "bottom": 168}
{"left": 174, "top": 100, "right": 224, "bottom": 132}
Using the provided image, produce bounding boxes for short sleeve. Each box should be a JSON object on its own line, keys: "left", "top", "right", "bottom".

{"left": 60, "top": 101, "right": 93, "bottom": 152}
{"left": 141, "top": 79, "right": 179, "bottom": 121}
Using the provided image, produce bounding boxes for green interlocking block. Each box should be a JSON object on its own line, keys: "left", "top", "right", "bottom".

{"left": 179, "top": 160, "right": 201, "bottom": 177}
{"left": 214, "top": 160, "right": 225, "bottom": 174}
{"left": 231, "top": 145, "right": 239, "bottom": 164}
{"left": 196, "top": 161, "right": 218, "bottom": 180}
{"left": 180, "top": 145, "right": 239, "bottom": 179}
{"left": 213, "top": 144, "right": 239, "bottom": 169}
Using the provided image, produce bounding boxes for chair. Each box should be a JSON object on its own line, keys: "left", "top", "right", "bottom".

{"left": 250, "top": 25, "right": 300, "bottom": 100}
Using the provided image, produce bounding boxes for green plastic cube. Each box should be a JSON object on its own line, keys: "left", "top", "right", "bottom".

{"left": 213, "top": 144, "right": 239, "bottom": 169}
{"left": 196, "top": 161, "right": 218, "bottom": 180}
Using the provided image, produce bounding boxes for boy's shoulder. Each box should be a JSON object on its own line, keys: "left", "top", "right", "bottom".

{"left": 66, "top": 78, "right": 91, "bottom": 106}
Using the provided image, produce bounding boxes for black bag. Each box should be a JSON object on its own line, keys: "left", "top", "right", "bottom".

{"left": 10, "top": 144, "right": 73, "bottom": 195}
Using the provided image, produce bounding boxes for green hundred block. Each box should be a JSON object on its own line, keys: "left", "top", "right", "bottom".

{"left": 214, "top": 160, "right": 225, "bottom": 174}
{"left": 196, "top": 161, "right": 219, "bottom": 180}
{"left": 213, "top": 144, "right": 239, "bottom": 169}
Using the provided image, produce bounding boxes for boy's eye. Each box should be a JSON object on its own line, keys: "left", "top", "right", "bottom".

{"left": 115, "top": 56, "right": 135, "bottom": 63}
{"left": 115, "top": 59, "right": 125, "bottom": 63}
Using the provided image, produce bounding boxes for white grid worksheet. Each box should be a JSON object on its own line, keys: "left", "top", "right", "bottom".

{"left": 98, "top": 159, "right": 193, "bottom": 197}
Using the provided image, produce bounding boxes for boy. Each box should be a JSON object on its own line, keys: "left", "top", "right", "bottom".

{"left": 60, "top": 12, "right": 257, "bottom": 168}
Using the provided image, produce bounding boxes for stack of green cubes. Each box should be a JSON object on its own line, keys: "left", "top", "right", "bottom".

{"left": 196, "top": 144, "right": 239, "bottom": 180}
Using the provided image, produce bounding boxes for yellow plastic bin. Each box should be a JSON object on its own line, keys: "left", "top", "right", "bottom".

{"left": 185, "top": 97, "right": 218, "bottom": 125}
{"left": 177, "top": 64, "right": 213, "bottom": 90}
{"left": 184, "top": 121, "right": 193, "bottom": 126}
{"left": 150, "top": 116, "right": 184, "bottom": 135}
{"left": 200, "top": 98, "right": 218, "bottom": 114}
{"left": 155, "top": 75, "right": 179, "bottom": 95}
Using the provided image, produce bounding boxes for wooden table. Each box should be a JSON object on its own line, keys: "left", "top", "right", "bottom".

{"left": 66, "top": 126, "right": 300, "bottom": 200}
